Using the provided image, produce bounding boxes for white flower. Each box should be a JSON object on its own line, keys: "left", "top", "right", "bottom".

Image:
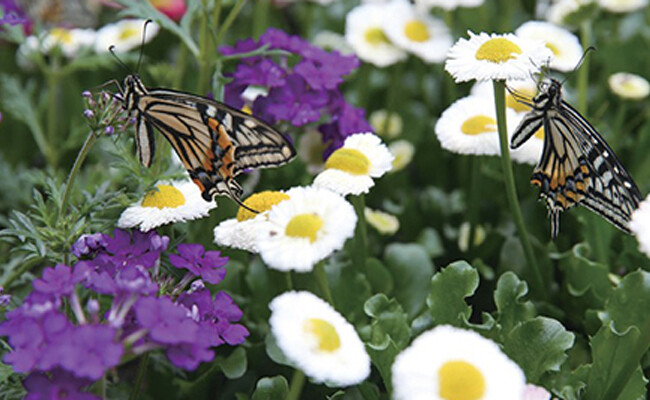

{"left": 445, "top": 31, "right": 554, "bottom": 82}
{"left": 365, "top": 207, "right": 400, "bottom": 235}
{"left": 458, "top": 222, "right": 487, "bottom": 251}
{"left": 269, "top": 291, "right": 371, "bottom": 386}
{"left": 313, "top": 30, "right": 355, "bottom": 55}
{"left": 345, "top": 3, "right": 408, "bottom": 67}
{"left": 383, "top": 0, "right": 453, "bottom": 63}
{"left": 522, "top": 384, "right": 552, "bottom": 400}
{"left": 629, "top": 195, "right": 650, "bottom": 257}
{"left": 297, "top": 129, "right": 328, "bottom": 174}
{"left": 414, "top": 0, "right": 485, "bottom": 11}
{"left": 599, "top": 0, "right": 648, "bottom": 13}
{"left": 608, "top": 72, "right": 650, "bottom": 100}
{"left": 546, "top": 0, "right": 597, "bottom": 27}
{"left": 314, "top": 133, "right": 394, "bottom": 196}
{"left": 118, "top": 180, "right": 216, "bottom": 232}
{"left": 19, "top": 28, "right": 95, "bottom": 59}
{"left": 435, "top": 95, "right": 522, "bottom": 156}
{"left": 471, "top": 79, "right": 539, "bottom": 114}
{"left": 369, "top": 110, "right": 403, "bottom": 139}
{"left": 213, "top": 191, "right": 291, "bottom": 253}
{"left": 388, "top": 139, "right": 415, "bottom": 172}
{"left": 256, "top": 187, "right": 357, "bottom": 272}
{"left": 515, "top": 21, "right": 582, "bottom": 72}
{"left": 392, "top": 325, "right": 526, "bottom": 400}
{"left": 94, "top": 19, "right": 159, "bottom": 53}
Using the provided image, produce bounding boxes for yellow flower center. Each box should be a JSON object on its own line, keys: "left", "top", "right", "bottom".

{"left": 365, "top": 27, "right": 390, "bottom": 45}
{"left": 505, "top": 88, "right": 536, "bottom": 113}
{"left": 50, "top": 28, "right": 73, "bottom": 44}
{"left": 119, "top": 26, "right": 139, "bottom": 41}
{"left": 150, "top": 0, "right": 172, "bottom": 7}
{"left": 285, "top": 213, "right": 323, "bottom": 243}
{"left": 545, "top": 42, "right": 560, "bottom": 56}
{"left": 141, "top": 185, "right": 185, "bottom": 209}
{"left": 303, "top": 318, "right": 341, "bottom": 352}
{"left": 404, "top": 20, "right": 430, "bottom": 42}
{"left": 438, "top": 360, "right": 486, "bottom": 400}
{"left": 236, "top": 191, "right": 290, "bottom": 221}
{"left": 325, "top": 148, "right": 371, "bottom": 175}
{"left": 241, "top": 104, "right": 253, "bottom": 115}
{"left": 534, "top": 126, "right": 544, "bottom": 139}
{"left": 460, "top": 115, "right": 497, "bottom": 135}
{"left": 475, "top": 38, "right": 522, "bottom": 63}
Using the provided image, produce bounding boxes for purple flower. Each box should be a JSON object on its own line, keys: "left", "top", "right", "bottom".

{"left": 254, "top": 74, "right": 328, "bottom": 126}
{"left": 135, "top": 296, "right": 198, "bottom": 345}
{"left": 32, "top": 264, "right": 76, "bottom": 297}
{"left": 114, "top": 265, "right": 158, "bottom": 296}
{"left": 165, "top": 324, "right": 216, "bottom": 370}
{"left": 71, "top": 233, "right": 108, "bottom": 258}
{"left": 0, "top": 0, "right": 29, "bottom": 28}
{"left": 232, "top": 58, "right": 286, "bottom": 88}
{"left": 104, "top": 229, "right": 169, "bottom": 269}
{"left": 169, "top": 243, "right": 228, "bottom": 285}
{"left": 24, "top": 370, "right": 98, "bottom": 400}
{"left": 294, "top": 60, "right": 344, "bottom": 90}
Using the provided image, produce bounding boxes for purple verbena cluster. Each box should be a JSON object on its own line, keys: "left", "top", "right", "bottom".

{"left": 0, "top": 229, "right": 248, "bottom": 398}
{"left": 221, "top": 28, "right": 373, "bottom": 156}
{"left": 82, "top": 90, "right": 134, "bottom": 136}
{"left": 0, "top": 0, "right": 30, "bottom": 28}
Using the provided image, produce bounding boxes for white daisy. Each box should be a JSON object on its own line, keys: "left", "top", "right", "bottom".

{"left": 445, "top": 31, "right": 554, "bottom": 82}
{"left": 94, "top": 19, "right": 159, "bottom": 53}
{"left": 313, "top": 30, "right": 355, "bottom": 55}
{"left": 599, "top": 0, "right": 648, "bottom": 13}
{"left": 383, "top": 0, "right": 453, "bottom": 63}
{"left": 314, "top": 133, "right": 394, "bottom": 196}
{"left": 471, "top": 79, "right": 539, "bottom": 114}
{"left": 269, "top": 291, "right": 371, "bottom": 386}
{"left": 19, "top": 28, "right": 95, "bottom": 59}
{"left": 256, "top": 187, "right": 357, "bottom": 272}
{"left": 345, "top": 3, "right": 408, "bottom": 67}
{"left": 458, "top": 222, "right": 487, "bottom": 251}
{"left": 608, "top": 72, "right": 650, "bottom": 100}
{"left": 118, "top": 180, "right": 216, "bottom": 232}
{"left": 369, "top": 109, "right": 404, "bottom": 139}
{"left": 213, "top": 191, "right": 291, "bottom": 253}
{"left": 515, "top": 21, "right": 582, "bottom": 72}
{"left": 297, "top": 129, "right": 328, "bottom": 174}
{"left": 388, "top": 139, "right": 415, "bottom": 172}
{"left": 434, "top": 95, "right": 521, "bottom": 156}
{"left": 365, "top": 207, "right": 400, "bottom": 235}
{"left": 546, "top": 0, "right": 597, "bottom": 27}
{"left": 629, "top": 195, "right": 650, "bottom": 258}
{"left": 392, "top": 325, "right": 526, "bottom": 400}
{"left": 415, "top": 0, "right": 485, "bottom": 11}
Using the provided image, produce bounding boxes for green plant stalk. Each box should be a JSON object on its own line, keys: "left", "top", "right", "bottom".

{"left": 577, "top": 21, "right": 592, "bottom": 115}
{"left": 285, "top": 271, "right": 293, "bottom": 291}
{"left": 60, "top": 130, "right": 99, "bottom": 218}
{"left": 313, "top": 261, "right": 334, "bottom": 306}
{"left": 216, "top": 0, "right": 248, "bottom": 46}
{"left": 467, "top": 156, "right": 480, "bottom": 253}
{"left": 350, "top": 194, "right": 368, "bottom": 274}
{"left": 173, "top": 43, "right": 188, "bottom": 89}
{"left": 129, "top": 353, "right": 149, "bottom": 400}
{"left": 286, "top": 369, "right": 306, "bottom": 400}
{"left": 45, "top": 56, "right": 61, "bottom": 168}
{"left": 252, "top": 0, "right": 269, "bottom": 37}
{"left": 493, "top": 80, "right": 544, "bottom": 296}
{"left": 197, "top": 2, "right": 213, "bottom": 93}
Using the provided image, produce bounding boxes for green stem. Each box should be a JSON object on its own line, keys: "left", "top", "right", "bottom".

{"left": 1, "top": 257, "right": 43, "bottom": 289}
{"left": 216, "top": 0, "right": 248, "bottom": 46}
{"left": 493, "top": 80, "right": 544, "bottom": 297}
{"left": 173, "top": 43, "right": 188, "bottom": 89}
{"left": 350, "top": 195, "right": 368, "bottom": 275}
{"left": 197, "top": 2, "right": 212, "bottom": 93}
{"left": 313, "top": 261, "right": 334, "bottom": 306}
{"left": 252, "top": 0, "right": 269, "bottom": 37}
{"left": 467, "top": 157, "right": 480, "bottom": 253}
{"left": 60, "top": 130, "right": 99, "bottom": 218}
{"left": 286, "top": 369, "right": 306, "bottom": 400}
{"left": 285, "top": 271, "right": 293, "bottom": 290}
{"left": 577, "top": 21, "right": 592, "bottom": 115}
{"left": 45, "top": 56, "right": 61, "bottom": 167}
{"left": 129, "top": 353, "right": 149, "bottom": 400}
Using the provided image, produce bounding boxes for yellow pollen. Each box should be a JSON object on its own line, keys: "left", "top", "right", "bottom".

{"left": 141, "top": 185, "right": 185, "bottom": 209}
{"left": 506, "top": 88, "right": 536, "bottom": 113}
{"left": 119, "top": 26, "right": 139, "bottom": 41}
{"left": 438, "top": 360, "right": 486, "bottom": 400}
{"left": 236, "top": 191, "right": 290, "bottom": 221}
{"left": 475, "top": 38, "right": 522, "bottom": 63}
{"left": 241, "top": 104, "right": 253, "bottom": 115}
{"left": 285, "top": 213, "right": 323, "bottom": 243}
{"left": 365, "top": 27, "right": 390, "bottom": 45}
{"left": 303, "top": 318, "right": 341, "bottom": 352}
{"left": 50, "top": 28, "right": 73, "bottom": 44}
{"left": 325, "top": 148, "right": 371, "bottom": 175}
{"left": 545, "top": 42, "right": 561, "bottom": 56}
{"left": 461, "top": 115, "right": 497, "bottom": 135}
{"left": 404, "top": 20, "right": 430, "bottom": 42}
{"left": 534, "top": 126, "right": 544, "bottom": 140}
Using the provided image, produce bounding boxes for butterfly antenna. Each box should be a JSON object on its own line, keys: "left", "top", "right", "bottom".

{"left": 561, "top": 46, "right": 596, "bottom": 86}
{"left": 136, "top": 19, "right": 153, "bottom": 74}
{"left": 108, "top": 45, "right": 131, "bottom": 74}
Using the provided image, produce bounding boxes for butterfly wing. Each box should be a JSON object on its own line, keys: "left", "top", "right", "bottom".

{"left": 133, "top": 89, "right": 295, "bottom": 202}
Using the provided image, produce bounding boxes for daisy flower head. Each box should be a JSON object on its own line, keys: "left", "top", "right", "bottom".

{"left": 599, "top": 0, "right": 648, "bottom": 13}
{"left": 515, "top": 21, "right": 582, "bottom": 72}
{"left": 214, "top": 191, "right": 290, "bottom": 253}
{"left": 471, "top": 79, "right": 539, "bottom": 113}
{"left": 546, "top": 0, "right": 598, "bottom": 27}
{"left": 445, "top": 31, "right": 554, "bottom": 83}
{"left": 256, "top": 186, "right": 357, "bottom": 272}
{"left": 365, "top": 207, "right": 400, "bottom": 235}
{"left": 382, "top": 0, "right": 453, "bottom": 63}
{"left": 389, "top": 139, "right": 415, "bottom": 172}
{"left": 298, "top": 129, "right": 329, "bottom": 174}
{"left": 345, "top": 3, "right": 408, "bottom": 67}
{"left": 42, "top": 28, "right": 95, "bottom": 58}
{"left": 369, "top": 109, "right": 403, "bottom": 139}
{"left": 629, "top": 195, "right": 650, "bottom": 257}
{"left": 269, "top": 291, "right": 371, "bottom": 386}
{"left": 94, "top": 19, "right": 159, "bottom": 53}
{"left": 314, "top": 133, "right": 394, "bottom": 196}
{"left": 435, "top": 95, "right": 521, "bottom": 156}
{"left": 118, "top": 180, "right": 216, "bottom": 232}
{"left": 392, "top": 325, "right": 526, "bottom": 400}
{"left": 608, "top": 72, "right": 650, "bottom": 100}
{"left": 414, "top": 0, "right": 485, "bottom": 11}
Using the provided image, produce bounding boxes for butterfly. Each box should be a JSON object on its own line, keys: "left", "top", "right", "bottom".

{"left": 116, "top": 73, "right": 296, "bottom": 210}
{"left": 510, "top": 78, "right": 642, "bottom": 239}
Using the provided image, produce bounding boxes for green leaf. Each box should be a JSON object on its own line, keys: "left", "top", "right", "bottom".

{"left": 366, "top": 257, "right": 393, "bottom": 294}
{"left": 617, "top": 367, "right": 647, "bottom": 400}
{"left": 494, "top": 272, "right": 535, "bottom": 336}
{"left": 503, "top": 317, "right": 575, "bottom": 382}
{"left": 364, "top": 294, "right": 410, "bottom": 349}
{"left": 265, "top": 333, "right": 292, "bottom": 368}
{"left": 417, "top": 227, "right": 444, "bottom": 258}
{"left": 328, "top": 257, "right": 372, "bottom": 321}
{"left": 215, "top": 347, "right": 247, "bottom": 379}
{"left": 384, "top": 243, "right": 435, "bottom": 318}
{"left": 365, "top": 339, "right": 400, "bottom": 394}
{"left": 426, "top": 261, "right": 478, "bottom": 326}
{"left": 251, "top": 376, "right": 289, "bottom": 400}
{"left": 558, "top": 243, "right": 612, "bottom": 308}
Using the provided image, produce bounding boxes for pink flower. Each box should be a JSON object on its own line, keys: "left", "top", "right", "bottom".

{"left": 522, "top": 384, "right": 552, "bottom": 400}
{"left": 150, "top": 0, "right": 186, "bottom": 21}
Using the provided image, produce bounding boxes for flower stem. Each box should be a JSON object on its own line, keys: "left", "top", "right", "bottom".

{"left": 252, "top": 0, "right": 269, "bottom": 37}
{"left": 216, "top": 0, "right": 247, "bottom": 46}
{"left": 313, "top": 261, "right": 334, "bottom": 306}
{"left": 350, "top": 194, "right": 368, "bottom": 275}
{"left": 492, "top": 80, "right": 544, "bottom": 297}
{"left": 467, "top": 156, "right": 480, "bottom": 253}
{"left": 60, "top": 130, "right": 99, "bottom": 218}
{"left": 129, "top": 353, "right": 149, "bottom": 400}
{"left": 45, "top": 55, "right": 61, "bottom": 168}
{"left": 286, "top": 369, "right": 306, "bottom": 400}
{"left": 577, "top": 21, "right": 592, "bottom": 115}
{"left": 285, "top": 271, "right": 293, "bottom": 290}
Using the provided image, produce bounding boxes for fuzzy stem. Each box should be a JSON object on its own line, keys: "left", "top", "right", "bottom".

{"left": 216, "top": 0, "right": 247, "bottom": 46}
{"left": 1, "top": 257, "right": 43, "bottom": 289}
{"left": 493, "top": 80, "right": 544, "bottom": 297}
{"left": 313, "top": 261, "right": 334, "bottom": 306}
{"left": 286, "top": 369, "right": 306, "bottom": 400}
{"left": 467, "top": 156, "right": 480, "bottom": 253}
{"left": 350, "top": 194, "right": 368, "bottom": 275}
{"left": 45, "top": 55, "right": 61, "bottom": 168}
{"left": 60, "top": 130, "right": 99, "bottom": 217}
{"left": 577, "top": 21, "right": 592, "bottom": 115}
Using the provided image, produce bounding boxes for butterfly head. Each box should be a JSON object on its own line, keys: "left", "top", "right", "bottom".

{"left": 122, "top": 74, "right": 147, "bottom": 112}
